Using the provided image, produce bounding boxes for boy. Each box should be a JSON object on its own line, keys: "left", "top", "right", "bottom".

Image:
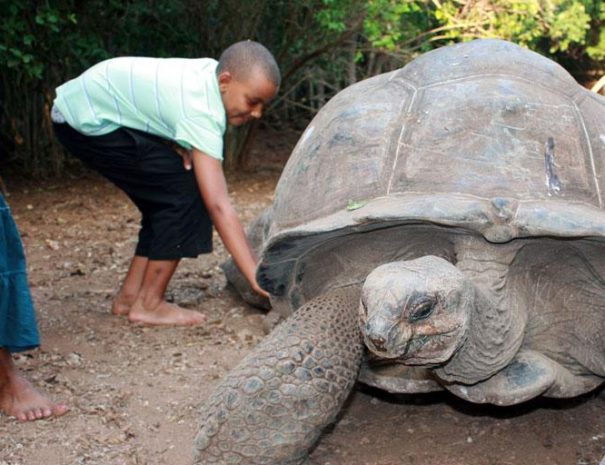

{"left": 52, "top": 41, "right": 278, "bottom": 326}
{"left": 0, "top": 193, "right": 69, "bottom": 420}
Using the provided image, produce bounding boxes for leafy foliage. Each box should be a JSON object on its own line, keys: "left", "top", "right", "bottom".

{"left": 0, "top": 0, "right": 603, "bottom": 176}
{"left": 364, "top": 1, "right": 435, "bottom": 53}
{"left": 431, "top": 0, "right": 596, "bottom": 55}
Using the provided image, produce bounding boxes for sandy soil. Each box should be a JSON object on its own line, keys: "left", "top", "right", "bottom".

{"left": 1, "top": 130, "right": 604, "bottom": 465}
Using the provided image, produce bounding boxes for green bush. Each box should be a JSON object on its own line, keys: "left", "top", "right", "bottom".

{"left": 1, "top": 0, "right": 603, "bottom": 177}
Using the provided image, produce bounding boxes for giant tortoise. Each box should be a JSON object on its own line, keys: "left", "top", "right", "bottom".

{"left": 194, "top": 39, "right": 605, "bottom": 464}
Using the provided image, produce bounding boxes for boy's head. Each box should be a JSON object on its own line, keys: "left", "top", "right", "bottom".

{"left": 217, "top": 41, "right": 280, "bottom": 126}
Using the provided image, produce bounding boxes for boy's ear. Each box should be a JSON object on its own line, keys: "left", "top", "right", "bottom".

{"left": 218, "top": 71, "right": 232, "bottom": 90}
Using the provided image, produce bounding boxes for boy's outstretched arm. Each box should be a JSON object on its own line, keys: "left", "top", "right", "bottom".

{"left": 191, "top": 148, "right": 270, "bottom": 298}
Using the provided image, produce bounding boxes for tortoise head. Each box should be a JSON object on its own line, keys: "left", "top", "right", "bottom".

{"left": 359, "top": 256, "right": 473, "bottom": 365}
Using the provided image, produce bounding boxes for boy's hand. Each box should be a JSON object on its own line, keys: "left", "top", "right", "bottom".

{"left": 164, "top": 140, "right": 193, "bottom": 170}
{"left": 252, "top": 283, "right": 270, "bottom": 299}
{"left": 192, "top": 149, "right": 271, "bottom": 301}
{"left": 175, "top": 146, "right": 193, "bottom": 170}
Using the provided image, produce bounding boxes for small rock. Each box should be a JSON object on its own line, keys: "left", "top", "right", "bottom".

{"left": 66, "top": 352, "right": 83, "bottom": 366}
{"left": 46, "top": 239, "right": 60, "bottom": 250}
{"left": 236, "top": 329, "right": 255, "bottom": 343}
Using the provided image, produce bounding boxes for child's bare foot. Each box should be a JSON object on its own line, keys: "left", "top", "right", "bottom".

{"left": 0, "top": 369, "right": 69, "bottom": 421}
{"left": 111, "top": 293, "right": 135, "bottom": 316}
{"left": 128, "top": 299, "right": 206, "bottom": 326}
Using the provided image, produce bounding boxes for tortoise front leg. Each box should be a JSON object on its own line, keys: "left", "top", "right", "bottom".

{"left": 444, "top": 349, "right": 604, "bottom": 405}
{"left": 193, "top": 287, "right": 363, "bottom": 465}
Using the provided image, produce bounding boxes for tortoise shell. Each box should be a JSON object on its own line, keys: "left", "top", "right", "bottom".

{"left": 258, "top": 39, "right": 605, "bottom": 298}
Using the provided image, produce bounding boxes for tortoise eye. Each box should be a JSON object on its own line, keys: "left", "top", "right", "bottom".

{"left": 408, "top": 297, "right": 435, "bottom": 323}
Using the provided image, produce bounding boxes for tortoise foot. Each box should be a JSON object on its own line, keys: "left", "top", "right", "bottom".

{"left": 193, "top": 288, "right": 363, "bottom": 465}
{"left": 445, "top": 350, "right": 557, "bottom": 405}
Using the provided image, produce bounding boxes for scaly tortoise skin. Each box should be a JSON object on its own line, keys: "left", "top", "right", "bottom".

{"left": 194, "top": 39, "right": 605, "bottom": 464}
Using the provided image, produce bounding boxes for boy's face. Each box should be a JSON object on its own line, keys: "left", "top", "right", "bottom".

{"left": 218, "top": 67, "right": 277, "bottom": 126}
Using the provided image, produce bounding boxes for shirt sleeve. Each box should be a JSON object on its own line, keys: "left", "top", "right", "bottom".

{"left": 175, "top": 115, "right": 224, "bottom": 160}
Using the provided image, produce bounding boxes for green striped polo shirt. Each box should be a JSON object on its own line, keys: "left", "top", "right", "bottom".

{"left": 54, "top": 57, "right": 226, "bottom": 160}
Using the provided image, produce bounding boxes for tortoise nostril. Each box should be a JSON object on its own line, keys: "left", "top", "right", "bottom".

{"left": 368, "top": 335, "right": 387, "bottom": 351}
{"left": 365, "top": 317, "right": 393, "bottom": 352}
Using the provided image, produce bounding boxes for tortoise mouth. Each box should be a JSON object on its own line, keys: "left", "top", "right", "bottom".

{"left": 365, "top": 335, "right": 428, "bottom": 359}
{"left": 364, "top": 329, "right": 461, "bottom": 362}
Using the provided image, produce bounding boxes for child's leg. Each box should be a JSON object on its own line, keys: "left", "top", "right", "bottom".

{"left": 112, "top": 255, "right": 148, "bottom": 316}
{"left": 53, "top": 124, "right": 211, "bottom": 326}
{"left": 127, "top": 259, "right": 206, "bottom": 326}
{"left": 0, "top": 193, "right": 68, "bottom": 420}
{"left": 0, "top": 347, "right": 68, "bottom": 421}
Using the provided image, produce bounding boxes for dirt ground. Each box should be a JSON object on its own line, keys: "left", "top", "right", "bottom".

{"left": 1, "top": 129, "right": 605, "bottom": 465}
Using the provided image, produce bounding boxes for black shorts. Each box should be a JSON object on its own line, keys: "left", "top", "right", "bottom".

{"left": 53, "top": 122, "right": 213, "bottom": 260}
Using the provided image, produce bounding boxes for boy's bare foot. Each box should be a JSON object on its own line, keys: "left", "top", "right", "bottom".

{"left": 128, "top": 299, "right": 206, "bottom": 326}
{"left": 111, "top": 293, "right": 135, "bottom": 316}
{"left": 0, "top": 367, "right": 69, "bottom": 421}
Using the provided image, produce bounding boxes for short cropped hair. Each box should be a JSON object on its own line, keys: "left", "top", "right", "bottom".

{"left": 217, "top": 40, "right": 281, "bottom": 88}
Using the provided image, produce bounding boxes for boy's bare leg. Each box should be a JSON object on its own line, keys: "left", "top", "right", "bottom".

{"left": 128, "top": 259, "right": 206, "bottom": 326}
{"left": 0, "top": 348, "right": 68, "bottom": 421}
{"left": 112, "top": 255, "right": 149, "bottom": 316}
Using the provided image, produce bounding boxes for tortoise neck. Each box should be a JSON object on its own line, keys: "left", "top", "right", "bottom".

{"left": 435, "top": 236, "right": 526, "bottom": 384}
